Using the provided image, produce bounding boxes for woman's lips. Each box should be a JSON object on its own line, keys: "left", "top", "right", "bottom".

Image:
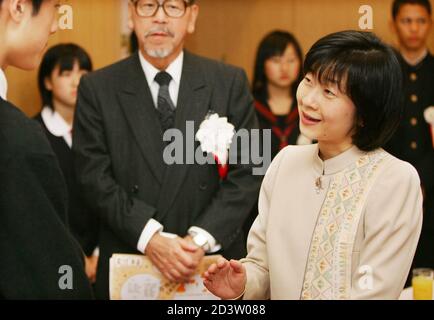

{"left": 301, "top": 111, "right": 321, "bottom": 125}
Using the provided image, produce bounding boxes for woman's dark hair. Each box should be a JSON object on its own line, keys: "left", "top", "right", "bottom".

{"left": 304, "top": 30, "right": 403, "bottom": 151}
{"left": 252, "top": 30, "right": 303, "bottom": 102}
{"left": 392, "top": 0, "right": 432, "bottom": 19}
{"left": 38, "top": 43, "right": 93, "bottom": 109}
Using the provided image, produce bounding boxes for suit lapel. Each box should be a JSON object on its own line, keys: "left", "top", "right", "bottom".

{"left": 156, "top": 51, "right": 211, "bottom": 221}
{"left": 117, "top": 53, "right": 165, "bottom": 183}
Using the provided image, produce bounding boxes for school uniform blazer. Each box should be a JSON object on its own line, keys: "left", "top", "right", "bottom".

{"left": 0, "top": 98, "right": 93, "bottom": 299}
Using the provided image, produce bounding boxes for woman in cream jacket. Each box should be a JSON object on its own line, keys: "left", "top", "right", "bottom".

{"left": 203, "top": 30, "right": 423, "bottom": 300}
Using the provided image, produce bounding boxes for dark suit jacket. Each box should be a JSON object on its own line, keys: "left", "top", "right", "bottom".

{"left": 0, "top": 98, "right": 93, "bottom": 299}
{"left": 34, "top": 114, "right": 99, "bottom": 256}
{"left": 73, "top": 51, "right": 262, "bottom": 299}
{"left": 385, "top": 53, "right": 434, "bottom": 231}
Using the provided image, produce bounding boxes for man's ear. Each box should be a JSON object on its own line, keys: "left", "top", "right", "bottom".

{"left": 7, "top": 0, "right": 30, "bottom": 23}
{"left": 44, "top": 76, "right": 53, "bottom": 91}
{"left": 187, "top": 4, "right": 199, "bottom": 34}
{"left": 127, "top": 2, "right": 135, "bottom": 31}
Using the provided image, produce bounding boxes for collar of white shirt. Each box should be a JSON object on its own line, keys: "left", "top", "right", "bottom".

{"left": 41, "top": 106, "right": 73, "bottom": 148}
{"left": 138, "top": 50, "right": 184, "bottom": 108}
{"left": 0, "top": 68, "right": 8, "bottom": 100}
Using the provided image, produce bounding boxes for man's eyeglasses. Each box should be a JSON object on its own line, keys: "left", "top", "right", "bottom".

{"left": 132, "top": 0, "right": 191, "bottom": 18}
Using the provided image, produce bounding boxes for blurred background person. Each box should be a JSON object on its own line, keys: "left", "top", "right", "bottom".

{"left": 244, "top": 31, "right": 310, "bottom": 239}
{"left": 252, "top": 30, "right": 309, "bottom": 158}
{"left": 386, "top": 0, "right": 434, "bottom": 278}
{"left": 34, "top": 43, "right": 99, "bottom": 284}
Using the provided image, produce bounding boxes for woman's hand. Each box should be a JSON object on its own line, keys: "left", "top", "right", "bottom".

{"left": 203, "top": 257, "right": 247, "bottom": 300}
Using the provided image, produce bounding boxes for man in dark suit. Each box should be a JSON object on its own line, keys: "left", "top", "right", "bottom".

{"left": 73, "top": 0, "right": 262, "bottom": 299}
{"left": 0, "top": 0, "right": 93, "bottom": 299}
{"left": 386, "top": 0, "right": 434, "bottom": 282}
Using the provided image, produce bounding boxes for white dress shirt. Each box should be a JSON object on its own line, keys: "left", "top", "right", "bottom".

{"left": 41, "top": 106, "right": 73, "bottom": 148}
{"left": 136, "top": 51, "right": 221, "bottom": 254}
{"left": 0, "top": 69, "right": 8, "bottom": 100}
{"left": 138, "top": 50, "right": 183, "bottom": 108}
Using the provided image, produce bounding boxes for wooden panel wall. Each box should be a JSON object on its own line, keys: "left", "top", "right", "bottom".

{"left": 5, "top": 0, "right": 123, "bottom": 117}
{"left": 185, "top": 0, "right": 434, "bottom": 80}
{"left": 5, "top": 0, "right": 433, "bottom": 116}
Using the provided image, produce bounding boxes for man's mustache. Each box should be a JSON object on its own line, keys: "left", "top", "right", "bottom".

{"left": 144, "top": 27, "right": 175, "bottom": 38}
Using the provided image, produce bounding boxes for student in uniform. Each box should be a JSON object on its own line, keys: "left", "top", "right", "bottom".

{"left": 387, "top": 0, "right": 434, "bottom": 275}
{"left": 243, "top": 31, "right": 311, "bottom": 240}
{"left": 0, "top": 0, "right": 93, "bottom": 299}
{"left": 252, "top": 30, "right": 309, "bottom": 158}
{"left": 34, "top": 43, "right": 99, "bottom": 284}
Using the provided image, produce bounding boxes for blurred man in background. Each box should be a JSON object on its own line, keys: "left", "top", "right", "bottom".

{"left": 387, "top": 0, "right": 434, "bottom": 278}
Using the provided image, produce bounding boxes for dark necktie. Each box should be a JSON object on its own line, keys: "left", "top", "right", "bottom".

{"left": 154, "top": 71, "right": 175, "bottom": 132}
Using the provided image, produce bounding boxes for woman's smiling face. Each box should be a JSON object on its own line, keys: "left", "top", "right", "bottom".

{"left": 296, "top": 72, "right": 357, "bottom": 150}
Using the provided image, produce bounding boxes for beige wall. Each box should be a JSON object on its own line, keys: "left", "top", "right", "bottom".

{"left": 5, "top": 0, "right": 434, "bottom": 116}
